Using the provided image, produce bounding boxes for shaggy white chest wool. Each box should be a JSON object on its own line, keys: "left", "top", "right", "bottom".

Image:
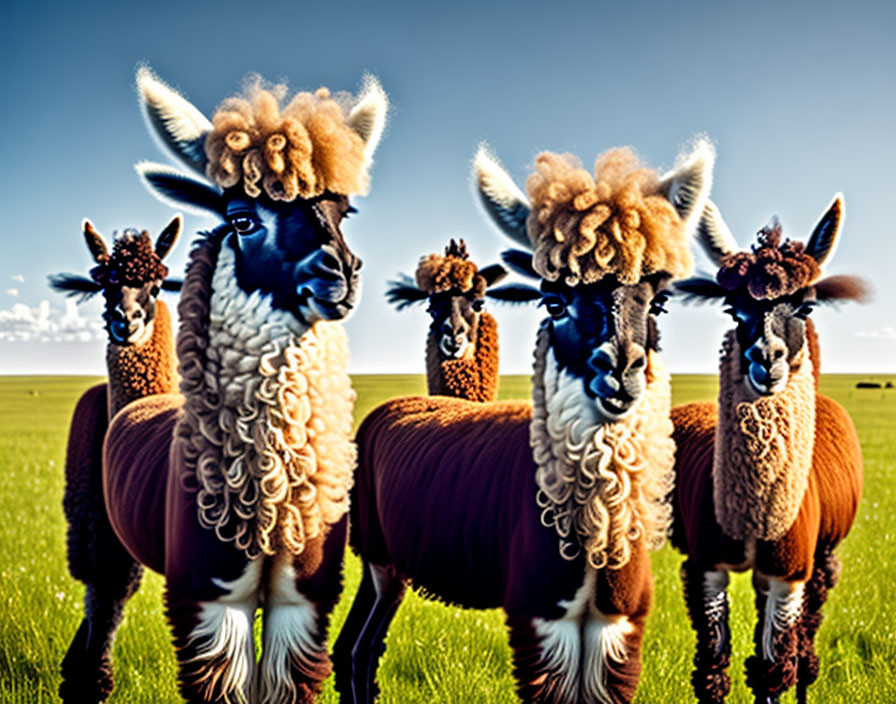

{"left": 180, "top": 243, "right": 356, "bottom": 559}
{"left": 713, "top": 330, "right": 815, "bottom": 541}
{"left": 530, "top": 324, "right": 675, "bottom": 570}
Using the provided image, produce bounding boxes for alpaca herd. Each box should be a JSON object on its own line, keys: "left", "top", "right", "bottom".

{"left": 48, "top": 65, "right": 868, "bottom": 704}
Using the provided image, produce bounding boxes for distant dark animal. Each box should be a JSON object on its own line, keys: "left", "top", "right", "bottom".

{"left": 334, "top": 139, "right": 715, "bottom": 703}
{"left": 671, "top": 195, "right": 868, "bottom": 703}
{"left": 50, "top": 216, "right": 182, "bottom": 703}
{"left": 386, "top": 238, "right": 513, "bottom": 401}
{"left": 96, "top": 66, "right": 386, "bottom": 703}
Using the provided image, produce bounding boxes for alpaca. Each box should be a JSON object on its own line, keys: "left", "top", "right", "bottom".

{"left": 670, "top": 195, "right": 868, "bottom": 703}
{"left": 385, "top": 238, "right": 512, "bottom": 401}
{"left": 50, "top": 216, "right": 182, "bottom": 702}
{"left": 333, "top": 139, "right": 716, "bottom": 703}
{"left": 95, "top": 66, "right": 387, "bottom": 703}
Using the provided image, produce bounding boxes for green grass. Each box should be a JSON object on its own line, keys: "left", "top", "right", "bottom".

{"left": 1, "top": 373, "right": 893, "bottom": 702}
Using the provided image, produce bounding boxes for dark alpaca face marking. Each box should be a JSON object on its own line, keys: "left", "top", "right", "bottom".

{"left": 49, "top": 217, "right": 182, "bottom": 346}
{"left": 542, "top": 274, "right": 671, "bottom": 419}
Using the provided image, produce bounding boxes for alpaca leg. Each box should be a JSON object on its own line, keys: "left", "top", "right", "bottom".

{"left": 332, "top": 565, "right": 377, "bottom": 700}
{"left": 796, "top": 547, "right": 840, "bottom": 704}
{"left": 347, "top": 562, "right": 406, "bottom": 704}
{"left": 745, "top": 575, "right": 804, "bottom": 704}
{"left": 681, "top": 561, "right": 732, "bottom": 703}
{"left": 165, "top": 560, "right": 261, "bottom": 704}
{"left": 581, "top": 610, "right": 644, "bottom": 704}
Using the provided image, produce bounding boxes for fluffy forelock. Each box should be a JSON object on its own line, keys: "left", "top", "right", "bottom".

{"left": 526, "top": 147, "right": 691, "bottom": 286}
{"left": 415, "top": 245, "right": 485, "bottom": 297}
{"left": 204, "top": 76, "right": 368, "bottom": 201}
{"left": 91, "top": 230, "right": 168, "bottom": 287}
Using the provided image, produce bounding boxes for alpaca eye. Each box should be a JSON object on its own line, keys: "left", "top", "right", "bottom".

{"left": 230, "top": 214, "right": 259, "bottom": 234}
{"left": 649, "top": 293, "right": 669, "bottom": 316}
{"left": 150, "top": 285, "right": 160, "bottom": 297}
{"left": 471, "top": 299, "right": 484, "bottom": 312}
{"left": 794, "top": 303, "right": 816, "bottom": 319}
{"left": 544, "top": 298, "right": 566, "bottom": 318}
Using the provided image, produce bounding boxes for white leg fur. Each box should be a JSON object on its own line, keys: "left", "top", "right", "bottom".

{"left": 533, "top": 570, "right": 634, "bottom": 703}
{"left": 703, "top": 569, "right": 730, "bottom": 621}
{"left": 185, "top": 560, "right": 262, "bottom": 704}
{"left": 256, "top": 557, "right": 323, "bottom": 704}
{"left": 760, "top": 577, "right": 804, "bottom": 661}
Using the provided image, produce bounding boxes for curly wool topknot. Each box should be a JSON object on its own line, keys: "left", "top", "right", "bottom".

{"left": 205, "top": 77, "right": 367, "bottom": 201}
{"left": 415, "top": 240, "right": 485, "bottom": 297}
{"left": 526, "top": 148, "right": 691, "bottom": 286}
{"left": 90, "top": 231, "right": 168, "bottom": 287}
{"left": 717, "top": 222, "right": 821, "bottom": 300}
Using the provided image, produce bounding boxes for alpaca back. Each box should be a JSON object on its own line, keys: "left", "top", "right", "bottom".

{"left": 425, "top": 311, "right": 499, "bottom": 401}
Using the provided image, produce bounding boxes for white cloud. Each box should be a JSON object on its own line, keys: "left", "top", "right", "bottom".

{"left": 6, "top": 288, "right": 19, "bottom": 297}
{"left": 0, "top": 299, "right": 104, "bottom": 342}
{"left": 856, "top": 326, "right": 896, "bottom": 340}
{"left": 11, "top": 274, "right": 24, "bottom": 283}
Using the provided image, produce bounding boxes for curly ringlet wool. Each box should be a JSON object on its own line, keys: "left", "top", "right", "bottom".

{"left": 415, "top": 253, "right": 486, "bottom": 298}
{"left": 713, "top": 330, "right": 815, "bottom": 541}
{"left": 105, "top": 300, "right": 177, "bottom": 416}
{"left": 173, "top": 236, "right": 356, "bottom": 559}
{"left": 205, "top": 77, "right": 367, "bottom": 201}
{"left": 425, "top": 311, "right": 499, "bottom": 402}
{"left": 717, "top": 223, "right": 822, "bottom": 300}
{"left": 91, "top": 231, "right": 169, "bottom": 287}
{"left": 526, "top": 148, "right": 691, "bottom": 286}
{"left": 530, "top": 323, "right": 676, "bottom": 570}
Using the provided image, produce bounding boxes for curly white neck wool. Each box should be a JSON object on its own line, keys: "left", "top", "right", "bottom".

{"left": 713, "top": 330, "right": 815, "bottom": 541}
{"left": 530, "top": 323, "right": 675, "bottom": 570}
{"left": 181, "top": 243, "right": 356, "bottom": 559}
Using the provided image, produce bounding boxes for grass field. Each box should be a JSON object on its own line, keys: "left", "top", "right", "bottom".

{"left": 1, "top": 373, "right": 894, "bottom": 703}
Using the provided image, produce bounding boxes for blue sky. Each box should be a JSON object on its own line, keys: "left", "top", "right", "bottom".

{"left": 1, "top": 0, "right": 894, "bottom": 374}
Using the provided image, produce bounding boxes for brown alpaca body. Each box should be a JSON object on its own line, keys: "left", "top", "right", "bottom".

{"left": 425, "top": 311, "right": 499, "bottom": 401}
{"left": 671, "top": 324, "right": 863, "bottom": 703}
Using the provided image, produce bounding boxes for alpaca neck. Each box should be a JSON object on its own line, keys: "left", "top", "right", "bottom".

{"left": 425, "top": 312, "right": 499, "bottom": 402}
{"left": 176, "top": 241, "right": 356, "bottom": 559}
{"left": 529, "top": 322, "right": 676, "bottom": 570}
{"left": 105, "top": 300, "right": 177, "bottom": 417}
{"left": 713, "top": 329, "right": 816, "bottom": 541}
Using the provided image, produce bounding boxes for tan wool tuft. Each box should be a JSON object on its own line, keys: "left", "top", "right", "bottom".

{"left": 205, "top": 78, "right": 367, "bottom": 201}
{"left": 530, "top": 324, "right": 676, "bottom": 569}
{"left": 426, "top": 311, "right": 499, "bottom": 402}
{"left": 713, "top": 330, "right": 816, "bottom": 541}
{"left": 525, "top": 148, "right": 691, "bottom": 286}
{"left": 172, "top": 237, "right": 356, "bottom": 559}
{"left": 415, "top": 255, "right": 484, "bottom": 297}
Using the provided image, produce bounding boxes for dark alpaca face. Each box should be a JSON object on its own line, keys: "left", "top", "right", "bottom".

{"left": 427, "top": 291, "right": 484, "bottom": 360}
{"left": 543, "top": 274, "right": 670, "bottom": 420}
{"left": 223, "top": 191, "right": 361, "bottom": 323}
{"left": 102, "top": 275, "right": 164, "bottom": 346}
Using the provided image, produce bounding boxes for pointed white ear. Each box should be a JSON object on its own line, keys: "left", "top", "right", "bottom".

{"left": 136, "top": 65, "right": 212, "bottom": 175}
{"left": 348, "top": 74, "right": 388, "bottom": 168}
{"left": 472, "top": 143, "right": 531, "bottom": 248}
{"left": 657, "top": 136, "right": 715, "bottom": 237}
{"left": 805, "top": 193, "right": 844, "bottom": 269}
{"left": 695, "top": 199, "right": 738, "bottom": 266}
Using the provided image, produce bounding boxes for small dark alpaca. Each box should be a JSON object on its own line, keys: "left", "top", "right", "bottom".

{"left": 334, "top": 139, "right": 715, "bottom": 703}
{"left": 670, "top": 195, "right": 868, "bottom": 703}
{"left": 94, "top": 66, "right": 385, "bottom": 703}
{"left": 386, "top": 238, "right": 511, "bottom": 401}
{"left": 50, "top": 217, "right": 182, "bottom": 703}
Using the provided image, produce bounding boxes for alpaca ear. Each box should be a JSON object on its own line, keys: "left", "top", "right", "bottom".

{"left": 672, "top": 276, "right": 728, "bottom": 303}
{"left": 48, "top": 273, "right": 103, "bottom": 301}
{"left": 656, "top": 136, "right": 715, "bottom": 237}
{"left": 136, "top": 163, "right": 226, "bottom": 216}
{"left": 485, "top": 283, "right": 542, "bottom": 304}
{"left": 695, "top": 199, "right": 738, "bottom": 266}
{"left": 479, "top": 264, "right": 508, "bottom": 288}
{"left": 347, "top": 74, "right": 388, "bottom": 169}
{"left": 500, "top": 248, "right": 539, "bottom": 280}
{"left": 155, "top": 214, "right": 182, "bottom": 260}
{"left": 473, "top": 144, "right": 531, "bottom": 249}
{"left": 805, "top": 193, "right": 844, "bottom": 269}
{"left": 82, "top": 219, "right": 108, "bottom": 263}
{"left": 161, "top": 278, "right": 183, "bottom": 292}
{"left": 136, "top": 65, "right": 212, "bottom": 176}
{"left": 385, "top": 274, "right": 429, "bottom": 310}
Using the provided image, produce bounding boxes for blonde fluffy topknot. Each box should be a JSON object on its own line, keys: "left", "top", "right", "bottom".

{"left": 526, "top": 147, "right": 692, "bottom": 285}
{"left": 205, "top": 77, "right": 367, "bottom": 201}
{"left": 415, "top": 240, "right": 485, "bottom": 297}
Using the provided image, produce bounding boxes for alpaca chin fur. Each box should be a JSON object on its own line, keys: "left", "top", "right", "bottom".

{"left": 426, "top": 311, "right": 499, "bottom": 402}
{"left": 713, "top": 330, "right": 815, "bottom": 541}
{"left": 174, "top": 238, "right": 356, "bottom": 559}
{"left": 526, "top": 148, "right": 691, "bottom": 286}
{"left": 105, "top": 300, "right": 177, "bottom": 416}
{"left": 530, "top": 323, "right": 675, "bottom": 569}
